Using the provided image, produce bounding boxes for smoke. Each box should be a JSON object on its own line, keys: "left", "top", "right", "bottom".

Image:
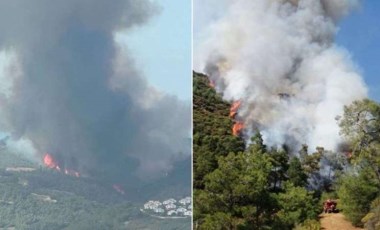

{"left": 194, "top": 0, "right": 367, "bottom": 152}
{"left": 0, "top": 0, "right": 190, "bottom": 179}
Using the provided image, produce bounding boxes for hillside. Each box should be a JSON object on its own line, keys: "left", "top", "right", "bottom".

{"left": 193, "top": 72, "right": 380, "bottom": 230}
{"left": 0, "top": 149, "right": 190, "bottom": 229}
{"left": 193, "top": 71, "right": 245, "bottom": 189}
{"left": 193, "top": 71, "right": 380, "bottom": 229}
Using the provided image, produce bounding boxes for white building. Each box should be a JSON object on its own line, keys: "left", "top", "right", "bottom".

{"left": 167, "top": 210, "right": 177, "bottom": 216}
{"left": 142, "top": 197, "right": 192, "bottom": 217}
{"left": 179, "top": 197, "right": 191, "bottom": 205}
{"left": 165, "top": 203, "right": 176, "bottom": 210}
{"left": 144, "top": 203, "right": 152, "bottom": 209}
{"left": 163, "top": 198, "right": 176, "bottom": 205}
{"left": 144, "top": 200, "right": 162, "bottom": 210}
{"left": 176, "top": 207, "right": 187, "bottom": 213}
{"left": 153, "top": 208, "right": 164, "bottom": 213}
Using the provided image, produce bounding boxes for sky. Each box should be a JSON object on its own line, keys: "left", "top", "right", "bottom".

{"left": 336, "top": 0, "right": 380, "bottom": 102}
{"left": 118, "top": 0, "right": 191, "bottom": 101}
{"left": 194, "top": 0, "right": 379, "bottom": 102}
{"left": 193, "top": 0, "right": 227, "bottom": 58}
{"left": 122, "top": 0, "right": 379, "bottom": 103}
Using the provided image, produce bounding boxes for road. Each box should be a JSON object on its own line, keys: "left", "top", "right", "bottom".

{"left": 320, "top": 213, "right": 363, "bottom": 230}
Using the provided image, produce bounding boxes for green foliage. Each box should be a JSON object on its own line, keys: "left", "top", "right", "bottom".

{"left": 287, "top": 157, "right": 308, "bottom": 187}
{"left": 200, "top": 151, "right": 274, "bottom": 229}
{"left": 0, "top": 154, "right": 189, "bottom": 229}
{"left": 362, "top": 197, "right": 380, "bottom": 230}
{"left": 200, "top": 212, "right": 234, "bottom": 230}
{"left": 338, "top": 99, "right": 380, "bottom": 184}
{"left": 336, "top": 99, "right": 380, "bottom": 227}
{"left": 338, "top": 99, "right": 380, "bottom": 149}
{"left": 193, "top": 72, "right": 245, "bottom": 189}
{"left": 274, "top": 182, "right": 319, "bottom": 229}
{"left": 193, "top": 72, "right": 320, "bottom": 230}
{"left": 268, "top": 148, "right": 289, "bottom": 192}
{"left": 337, "top": 170, "right": 379, "bottom": 226}
{"left": 294, "top": 219, "right": 321, "bottom": 230}
{"left": 248, "top": 132, "right": 267, "bottom": 153}
{"left": 267, "top": 148, "right": 289, "bottom": 192}
{"left": 299, "top": 145, "right": 322, "bottom": 175}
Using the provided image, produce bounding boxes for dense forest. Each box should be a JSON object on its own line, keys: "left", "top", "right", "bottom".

{"left": 0, "top": 150, "right": 190, "bottom": 229}
{"left": 193, "top": 71, "right": 380, "bottom": 230}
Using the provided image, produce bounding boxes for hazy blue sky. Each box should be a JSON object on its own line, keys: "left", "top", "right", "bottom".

{"left": 126, "top": 0, "right": 380, "bottom": 103}
{"left": 194, "top": 0, "right": 379, "bottom": 102}
{"left": 122, "top": 0, "right": 378, "bottom": 102}
{"left": 336, "top": 0, "right": 380, "bottom": 102}
{"left": 121, "top": 0, "right": 191, "bottom": 101}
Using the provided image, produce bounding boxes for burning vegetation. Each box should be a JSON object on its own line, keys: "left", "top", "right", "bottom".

{"left": 193, "top": 0, "right": 379, "bottom": 228}
{"left": 229, "top": 100, "right": 245, "bottom": 136}
{"left": 209, "top": 79, "right": 216, "bottom": 88}
{"left": 194, "top": 72, "right": 380, "bottom": 229}
{"left": 232, "top": 121, "right": 245, "bottom": 136}
{"left": 229, "top": 100, "right": 242, "bottom": 118}
{"left": 197, "top": 0, "right": 367, "bottom": 152}
{"left": 43, "top": 154, "right": 59, "bottom": 170}
{"left": 43, "top": 153, "right": 80, "bottom": 177}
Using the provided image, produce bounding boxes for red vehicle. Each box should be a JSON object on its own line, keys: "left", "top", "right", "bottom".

{"left": 323, "top": 199, "right": 337, "bottom": 213}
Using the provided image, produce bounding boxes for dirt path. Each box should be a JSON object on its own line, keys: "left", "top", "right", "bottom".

{"left": 320, "top": 213, "right": 363, "bottom": 230}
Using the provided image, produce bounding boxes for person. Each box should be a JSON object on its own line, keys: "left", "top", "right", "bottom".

{"left": 324, "top": 199, "right": 336, "bottom": 213}
{"left": 324, "top": 199, "right": 332, "bottom": 213}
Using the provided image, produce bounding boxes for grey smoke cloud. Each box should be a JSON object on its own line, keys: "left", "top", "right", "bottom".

{"left": 0, "top": 0, "right": 190, "bottom": 179}
{"left": 195, "top": 0, "right": 367, "bottom": 152}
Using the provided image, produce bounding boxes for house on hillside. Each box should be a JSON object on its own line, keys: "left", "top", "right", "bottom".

{"left": 153, "top": 207, "right": 164, "bottom": 213}
{"left": 163, "top": 198, "right": 176, "bottom": 205}
{"left": 179, "top": 196, "right": 191, "bottom": 205}
{"left": 167, "top": 210, "right": 177, "bottom": 216}
{"left": 144, "top": 200, "right": 161, "bottom": 210}
{"left": 176, "top": 207, "right": 187, "bottom": 213}
{"left": 165, "top": 203, "right": 176, "bottom": 210}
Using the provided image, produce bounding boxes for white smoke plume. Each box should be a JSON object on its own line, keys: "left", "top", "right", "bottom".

{"left": 0, "top": 0, "right": 190, "bottom": 180}
{"left": 194, "top": 0, "right": 367, "bottom": 152}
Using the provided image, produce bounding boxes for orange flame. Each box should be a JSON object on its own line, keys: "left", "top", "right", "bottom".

{"left": 43, "top": 153, "right": 80, "bottom": 177}
{"left": 232, "top": 122, "right": 244, "bottom": 136}
{"left": 344, "top": 152, "right": 353, "bottom": 159}
{"left": 230, "top": 100, "right": 242, "bottom": 118}
{"left": 44, "top": 154, "right": 59, "bottom": 170}
{"left": 209, "top": 79, "right": 215, "bottom": 88}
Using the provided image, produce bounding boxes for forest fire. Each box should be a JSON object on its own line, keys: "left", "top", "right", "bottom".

{"left": 230, "top": 100, "right": 242, "bottom": 118}
{"left": 43, "top": 153, "right": 80, "bottom": 177}
{"left": 209, "top": 79, "right": 215, "bottom": 88}
{"left": 344, "top": 152, "right": 353, "bottom": 159}
{"left": 232, "top": 122, "right": 244, "bottom": 136}
{"left": 43, "top": 154, "right": 59, "bottom": 170}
